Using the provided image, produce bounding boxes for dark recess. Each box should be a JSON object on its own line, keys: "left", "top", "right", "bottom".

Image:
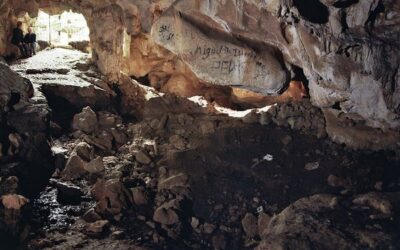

{"left": 333, "top": 0, "right": 359, "bottom": 8}
{"left": 332, "top": 101, "right": 342, "bottom": 110}
{"left": 293, "top": 0, "right": 330, "bottom": 24}
{"left": 42, "top": 93, "right": 80, "bottom": 132}
{"left": 366, "top": 0, "right": 385, "bottom": 28}
{"left": 292, "top": 65, "right": 310, "bottom": 95}
{"left": 131, "top": 75, "right": 151, "bottom": 86}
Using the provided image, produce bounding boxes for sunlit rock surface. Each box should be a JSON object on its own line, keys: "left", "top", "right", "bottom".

{"left": 11, "top": 48, "right": 115, "bottom": 111}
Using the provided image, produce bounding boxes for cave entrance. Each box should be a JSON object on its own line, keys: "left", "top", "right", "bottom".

{"left": 32, "top": 10, "right": 90, "bottom": 46}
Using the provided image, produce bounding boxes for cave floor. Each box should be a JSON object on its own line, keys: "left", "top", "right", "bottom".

{"left": 11, "top": 48, "right": 107, "bottom": 106}
{"left": 6, "top": 48, "right": 400, "bottom": 249}
{"left": 11, "top": 47, "right": 94, "bottom": 88}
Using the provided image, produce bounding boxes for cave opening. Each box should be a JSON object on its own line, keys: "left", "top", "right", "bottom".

{"left": 32, "top": 10, "right": 90, "bottom": 47}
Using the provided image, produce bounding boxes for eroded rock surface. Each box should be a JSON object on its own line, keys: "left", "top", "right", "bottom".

{"left": 150, "top": 0, "right": 400, "bottom": 148}
{"left": 258, "top": 193, "right": 400, "bottom": 250}
{"left": 0, "top": 0, "right": 399, "bottom": 149}
{"left": 0, "top": 59, "right": 53, "bottom": 245}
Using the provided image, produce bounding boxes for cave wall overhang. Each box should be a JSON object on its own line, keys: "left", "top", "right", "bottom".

{"left": 0, "top": 0, "right": 399, "bottom": 150}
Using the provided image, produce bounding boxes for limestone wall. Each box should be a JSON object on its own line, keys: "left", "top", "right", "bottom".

{"left": 0, "top": 0, "right": 399, "bottom": 149}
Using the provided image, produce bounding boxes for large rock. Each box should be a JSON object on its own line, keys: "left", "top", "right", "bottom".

{"left": 41, "top": 83, "right": 113, "bottom": 111}
{"left": 0, "top": 194, "right": 29, "bottom": 242}
{"left": 257, "top": 193, "right": 400, "bottom": 250}
{"left": 61, "top": 153, "right": 104, "bottom": 181}
{"left": 0, "top": 60, "right": 33, "bottom": 111}
{"left": 151, "top": 5, "right": 290, "bottom": 94}
{"left": 60, "top": 142, "right": 105, "bottom": 180}
{"left": 0, "top": 60, "right": 53, "bottom": 198}
{"left": 85, "top": 220, "right": 109, "bottom": 237}
{"left": 91, "top": 179, "right": 131, "bottom": 216}
{"left": 153, "top": 199, "right": 181, "bottom": 226}
{"left": 72, "top": 106, "right": 98, "bottom": 134}
{"left": 241, "top": 213, "right": 258, "bottom": 238}
{"left": 7, "top": 104, "right": 50, "bottom": 133}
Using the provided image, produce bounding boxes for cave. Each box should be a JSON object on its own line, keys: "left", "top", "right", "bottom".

{"left": 0, "top": 1, "right": 400, "bottom": 249}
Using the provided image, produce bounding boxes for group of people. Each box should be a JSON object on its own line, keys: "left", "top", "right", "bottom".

{"left": 11, "top": 21, "right": 37, "bottom": 58}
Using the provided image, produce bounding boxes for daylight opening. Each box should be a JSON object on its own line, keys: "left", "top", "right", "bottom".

{"left": 33, "top": 10, "right": 90, "bottom": 46}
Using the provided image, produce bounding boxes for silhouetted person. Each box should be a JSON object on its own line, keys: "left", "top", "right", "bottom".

{"left": 24, "top": 27, "right": 36, "bottom": 57}
{"left": 11, "top": 21, "right": 27, "bottom": 57}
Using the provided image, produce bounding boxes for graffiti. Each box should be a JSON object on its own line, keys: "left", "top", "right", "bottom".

{"left": 211, "top": 59, "right": 245, "bottom": 75}
{"left": 191, "top": 44, "right": 257, "bottom": 59}
{"left": 187, "top": 43, "right": 270, "bottom": 79}
{"left": 191, "top": 45, "right": 229, "bottom": 59}
{"left": 254, "top": 61, "right": 267, "bottom": 80}
{"left": 159, "top": 24, "right": 175, "bottom": 41}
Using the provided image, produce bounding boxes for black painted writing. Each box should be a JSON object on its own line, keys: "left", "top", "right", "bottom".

{"left": 191, "top": 45, "right": 256, "bottom": 59}
{"left": 211, "top": 59, "right": 245, "bottom": 75}
{"left": 159, "top": 24, "right": 175, "bottom": 41}
{"left": 254, "top": 61, "right": 267, "bottom": 80}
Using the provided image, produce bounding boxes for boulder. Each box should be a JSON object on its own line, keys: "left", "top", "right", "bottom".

{"left": 152, "top": 198, "right": 189, "bottom": 226}
{"left": 153, "top": 205, "right": 180, "bottom": 226}
{"left": 131, "top": 187, "right": 149, "bottom": 206}
{"left": 0, "top": 176, "right": 19, "bottom": 195}
{"left": 51, "top": 179, "right": 83, "bottom": 200}
{"left": 72, "top": 106, "right": 98, "bottom": 134}
{"left": 84, "top": 157, "right": 105, "bottom": 174}
{"left": 134, "top": 150, "right": 152, "bottom": 165}
{"left": 257, "top": 212, "right": 271, "bottom": 237}
{"left": 241, "top": 213, "right": 258, "bottom": 238}
{"left": 257, "top": 193, "right": 400, "bottom": 250}
{"left": 61, "top": 144, "right": 104, "bottom": 181}
{"left": 91, "top": 179, "right": 131, "bottom": 215}
{"left": 0, "top": 194, "right": 29, "bottom": 239}
{"left": 169, "top": 135, "right": 187, "bottom": 150}
{"left": 85, "top": 220, "right": 109, "bottom": 237}
{"left": 61, "top": 154, "right": 87, "bottom": 180}
{"left": 1, "top": 194, "right": 29, "bottom": 210}
{"left": 7, "top": 104, "right": 50, "bottom": 133}
{"left": 41, "top": 84, "right": 113, "bottom": 112}
{"left": 0, "top": 60, "right": 33, "bottom": 111}
{"left": 82, "top": 208, "right": 102, "bottom": 223}
{"left": 73, "top": 142, "right": 94, "bottom": 162}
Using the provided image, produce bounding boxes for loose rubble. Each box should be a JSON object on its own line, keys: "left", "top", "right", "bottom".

{"left": 13, "top": 98, "right": 398, "bottom": 249}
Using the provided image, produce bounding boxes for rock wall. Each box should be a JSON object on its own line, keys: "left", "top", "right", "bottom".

{"left": 0, "top": 0, "right": 399, "bottom": 149}
{"left": 0, "top": 59, "right": 53, "bottom": 243}
{"left": 150, "top": 0, "right": 400, "bottom": 130}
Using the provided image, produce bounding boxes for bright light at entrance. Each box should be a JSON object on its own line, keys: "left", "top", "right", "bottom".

{"left": 34, "top": 10, "right": 90, "bottom": 45}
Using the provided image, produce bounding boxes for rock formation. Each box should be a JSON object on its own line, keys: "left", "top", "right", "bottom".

{"left": 0, "top": 58, "right": 53, "bottom": 244}
{"left": 0, "top": 0, "right": 399, "bottom": 149}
